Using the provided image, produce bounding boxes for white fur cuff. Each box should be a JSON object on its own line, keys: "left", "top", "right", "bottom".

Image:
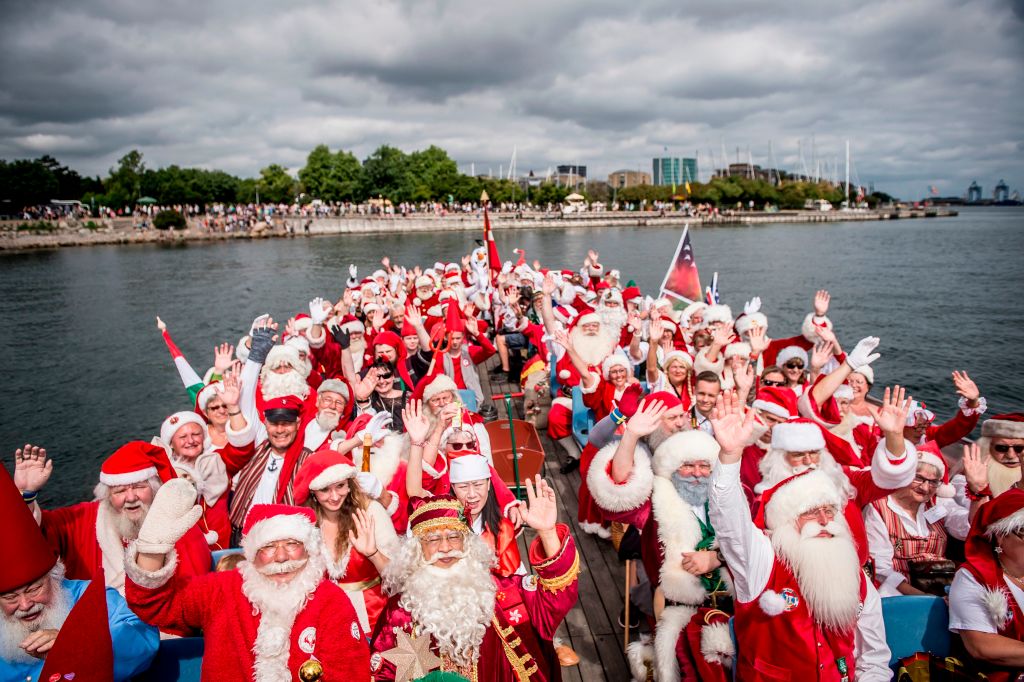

{"left": 700, "top": 621, "right": 735, "bottom": 667}
{"left": 124, "top": 543, "right": 179, "bottom": 590}
{"left": 586, "top": 442, "right": 654, "bottom": 513}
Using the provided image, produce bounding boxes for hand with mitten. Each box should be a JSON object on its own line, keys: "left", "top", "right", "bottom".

{"left": 845, "top": 336, "right": 880, "bottom": 370}
{"left": 136, "top": 479, "right": 202, "bottom": 555}
{"left": 355, "top": 472, "right": 383, "bottom": 499}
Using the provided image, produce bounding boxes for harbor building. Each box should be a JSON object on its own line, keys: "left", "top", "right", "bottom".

{"left": 652, "top": 157, "right": 697, "bottom": 186}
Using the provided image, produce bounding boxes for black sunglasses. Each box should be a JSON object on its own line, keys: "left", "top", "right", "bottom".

{"left": 761, "top": 379, "right": 785, "bottom": 387}
{"left": 448, "top": 441, "right": 478, "bottom": 451}
{"left": 994, "top": 444, "right": 1024, "bottom": 455}
{"left": 784, "top": 362, "right": 805, "bottom": 370}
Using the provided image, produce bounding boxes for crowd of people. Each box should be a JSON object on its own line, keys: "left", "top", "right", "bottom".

{"left": 2, "top": 242, "right": 1023, "bottom": 682}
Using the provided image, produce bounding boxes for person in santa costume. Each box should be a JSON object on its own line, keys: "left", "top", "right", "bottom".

{"left": 646, "top": 340, "right": 695, "bottom": 412}
{"left": 370, "top": 485, "right": 579, "bottom": 681}
{"left": 421, "top": 299, "right": 495, "bottom": 408}
{"left": 759, "top": 289, "right": 837, "bottom": 369}
{"left": 863, "top": 442, "right": 974, "bottom": 596}
{"left": 126, "top": 484, "right": 370, "bottom": 681}
{"left": 0, "top": 460, "right": 157, "bottom": 682}
{"left": 588, "top": 410, "right": 735, "bottom": 682}
{"left": 293, "top": 450, "right": 398, "bottom": 635}
{"left": 948, "top": 487, "right": 1024, "bottom": 680}
{"left": 581, "top": 354, "right": 639, "bottom": 423}
{"left": 740, "top": 385, "right": 801, "bottom": 502}
{"left": 301, "top": 378, "right": 354, "bottom": 451}
{"left": 16, "top": 442, "right": 212, "bottom": 603}
{"left": 975, "top": 412, "right": 1024, "bottom": 498}
{"left": 707, "top": 392, "right": 892, "bottom": 681}
{"left": 418, "top": 374, "right": 492, "bottom": 460}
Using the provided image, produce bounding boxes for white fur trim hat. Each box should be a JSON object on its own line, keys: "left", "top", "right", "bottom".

{"left": 702, "top": 304, "right": 733, "bottom": 327}
{"left": 422, "top": 374, "right": 459, "bottom": 404}
{"left": 801, "top": 313, "right": 833, "bottom": 342}
{"left": 770, "top": 420, "right": 825, "bottom": 452}
{"left": 833, "top": 385, "right": 854, "bottom": 401}
{"left": 601, "top": 289, "right": 623, "bottom": 305}
{"left": 724, "top": 342, "right": 752, "bottom": 360}
{"left": 981, "top": 414, "right": 1024, "bottom": 440}
{"left": 264, "top": 344, "right": 302, "bottom": 370}
{"left": 735, "top": 311, "right": 768, "bottom": 336}
{"left": 317, "top": 379, "right": 351, "bottom": 404}
{"left": 652, "top": 430, "right": 720, "bottom": 478}
{"left": 905, "top": 400, "right": 936, "bottom": 426}
{"left": 341, "top": 318, "right": 365, "bottom": 334}
{"left": 576, "top": 311, "right": 600, "bottom": 326}
{"left": 762, "top": 469, "right": 845, "bottom": 531}
{"left": 917, "top": 451, "right": 946, "bottom": 478}
{"left": 680, "top": 301, "right": 706, "bottom": 326}
{"left": 449, "top": 454, "right": 490, "bottom": 484}
{"left": 160, "top": 411, "right": 209, "bottom": 449}
{"left": 662, "top": 349, "right": 693, "bottom": 369}
{"left": 854, "top": 365, "right": 874, "bottom": 385}
{"left": 240, "top": 505, "right": 320, "bottom": 563}
{"left": 285, "top": 335, "right": 311, "bottom": 354}
{"left": 776, "top": 346, "right": 808, "bottom": 367}
{"left": 196, "top": 382, "right": 221, "bottom": 414}
{"left": 415, "top": 275, "right": 434, "bottom": 289}
{"left": 601, "top": 355, "right": 631, "bottom": 380}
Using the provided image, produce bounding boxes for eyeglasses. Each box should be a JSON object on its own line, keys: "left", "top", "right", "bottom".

{"left": 761, "top": 379, "right": 785, "bottom": 387}
{"left": 0, "top": 577, "right": 47, "bottom": 604}
{"left": 318, "top": 396, "right": 347, "bottom": 409}
{"left": 448, "top": 441, "right": 477, "bottom": 451}
{"left": 913, "top": 474, "right": 941, "bottom": 488}
{"left": 787, "top": 451, "right": 820, "bottom": 465}
{"left": 420, "top": 532, "right": 465, "bottom": 550}
{"left": 206, "top": 403, "right": 228, "bottom": 412}
{"left": 784, "top": 362, "right": 805, "bottom": 370}
{"left": 256, "top": 540, "right": 305, "bottom": 560}
{"left": 994, "top": 444, "right": 1024, "bottom": 455}
{"left": 376, "top": 373, "right": 393, "bottom": 381}
{"left": 798, "top": 505, "right": 837, "bottom": 521}
{"left": 109, "top": 482, "right": 151, "bottom": 496}
{"left": 428, "top": 394, "right": 454, "bottom": 408}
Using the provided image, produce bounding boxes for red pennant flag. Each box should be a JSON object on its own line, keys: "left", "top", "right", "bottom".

{"left": 659, "top": 225, "right": 702, "bottom": 304}
{"left": 484, "top": 207, "right": 501, "bottom": 276}
{"left": 39, "top": 572, "right": 115, "bottom": 682}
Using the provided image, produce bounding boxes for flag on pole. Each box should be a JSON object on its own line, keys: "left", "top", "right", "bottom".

{"left": 483, "top": 206, "right": 501, "bottom": 277}
{"left": 659, "top": 225, "right": 702, "bottom": 305}
{"left": 685, "top": 181, "right": 691, "bottom": 194}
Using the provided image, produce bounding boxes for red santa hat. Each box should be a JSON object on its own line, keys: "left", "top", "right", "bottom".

{"left": 318, "top": 378, "right": 352, "bottom": 404}
{"left": 340, "top": 315, "right": 365, "bottom": 334}
{"left": 600, "top": 288, "right": 623, "bottom": 306}
{"left": 372, "top": 269, "right": 388, "bottom": 280}
{"left": 981, "top": 413, "right": 1024, "bottom": 439}
{"left": 652, "top": 430, "right": 720, "bottom": 478}
{"left": 853, "top": 365, "right": 874, "bottom": 385}
{"left": 961, "top": 489, "right": 1024, "bottom": 629}
{"left": 408, "top": 495, "right": 469, "bottom": 538}
{"left": 801, "top": 313, "right": 833, "bottom": 343}
{"left": 422, "top": 374, "right": 459, "bottom": 404}
{"left": 621, "top": 286, "right": 642, "bottom": 303}
{"left": 240, "top": 504, "right": 319, "bottom": 562}
{"left": 905, "top": 400, "right": 936, "bottom": 426}
{"left": 373, "top": 330, "right": 403, "bottom": 354}
{"left": 293, "top": 450, "right": 358, "bottom": 505}
{"left": 680, "top": 301, "right": 706, "bottom": 326}
{"left": 574, "top": 310, "right": 600, "bottom": 328}
{"left": 658, "top": 317, "right": 678, "bottom": 336}
{"left": 770, "top": 419, "right": 825, "bottom": 452}
{"left": 724, "top": 342, "right": 752, "bottom": 360}
{"left": 449, "top": 454, "right": 491, "bottom": 484}
{"left": 701, "top": 304, "right": 733, "bottom": 328}
{"left": 264, "top": 344, "right": 302, "bottom": 371}
{"left": 601, "top": 354, "right": 631, "bottom": 380}
{"left": 292, "top": 313, "right": 313, "bottom": 334}
{"left": 642, "top": 390, "right": 683, "bottom": 411}
{"left": 414, "top": 275, "right": 434, "bottom": 290}
{"left": 196, "top": 382, "right": 221, "bottom": 415}
{"left": 285, "top": 334, "right": 311, "bottom": 355}
{"left": 916, "top": 441, "right": 955, "bottom": 498}
{"left": 400, "top": 318, "right": 418, "bottom": 337}
{"left": 99, "top": 441, "right": 163, "bottom": 487}
{"left": 776, "top": 345, "right": 809, "bottom": 367}
{"left": 756, "top": 468, "right": 846, "bottom": 531}
{"left": 735, "top": 312, "right": 768, "bottom": 336}
{"left": 160, "top": 411, "right": 209, "bottom": 448}
{"left": 752, "top": 386, "right": 800, "bottom": 420}
{"left": 0, "top": 464, "right": 58, "bottom": 592}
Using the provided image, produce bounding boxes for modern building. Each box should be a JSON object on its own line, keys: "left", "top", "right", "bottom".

{"left": 968, "top": 181, "right": 982, "bottom": 203}
{"left": 652, "top": 157, "right": 698, "bottom": 186}
{"left": 607, "top": 169, "right": 651, "bottom": 189}
{"left": 555, "top": 165, "right": 587, "bottom": 188}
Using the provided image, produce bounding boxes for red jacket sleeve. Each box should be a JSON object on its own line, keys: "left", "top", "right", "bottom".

{"left": 468, "top": 334, "right": 496, "bottom": 364}
{"left": 523, "top": 524, "right": 580, "bottom": 640}
{"left": 925, "top": 407, "right": 979, "bottom": 448}
{"left": 175, "top": 526, "right": 213, "bottom": 579}
{"left": 217, "top": 441, "right": 256, "bottom": 477}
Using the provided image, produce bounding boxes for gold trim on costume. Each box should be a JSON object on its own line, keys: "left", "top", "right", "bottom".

{"left": 410, "top": 517, "right": 469, "bottom": 537}
{"left": 338, "top": 576, "right": 381, "bottom": 591}
{"left": 493, "top": 616, "right": 538, "bottom": 679}
{"left": 531, "top": 532, "right": 568, "bottom": 570}
{"left": 538, "top": 551, "right": 580, "bottom": 593}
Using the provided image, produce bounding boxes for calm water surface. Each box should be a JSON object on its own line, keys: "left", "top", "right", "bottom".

{"left": 2, "top": 207, "right": 1022, "bottom": 504}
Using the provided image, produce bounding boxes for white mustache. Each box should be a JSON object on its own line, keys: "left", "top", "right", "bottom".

{"left": 14, "top": 603, "right": 43, "bottom": 620}
{"left": 800, "top": 520, "right": 845, "bottom": 539}
{"left": 426, "top": 550, "right": 465, "bottom": 565}
{"left": 257, "top": 558, "right": 308, "bottom": 576}
{"left": 122, "top": 502, "right": 144, "bottom": 511}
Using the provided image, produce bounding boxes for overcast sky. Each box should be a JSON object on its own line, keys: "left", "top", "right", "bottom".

{"left": 1, "top": 0, "right": 1021, "bottom": 199}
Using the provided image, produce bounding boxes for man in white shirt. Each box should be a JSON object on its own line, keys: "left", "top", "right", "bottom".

{"left": 948, "top": 488, "right": 1024, "bottom": 678}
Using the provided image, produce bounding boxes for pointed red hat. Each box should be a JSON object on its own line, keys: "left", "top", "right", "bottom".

{"left": 961, "top": 488, "right": 1024, "bottom": 591}
{"left": 38, "top": 574, "right": 115, "bottom": 682}
{"left": 99, "top": 441, "right": 170, "bottom": 487}
{"left": 752, "top": 386, "right": 800, "bottom": 420}
{"left": 444, "top": 299, "right": 465, "bottom": 334}
{"left": 0, "top": 465, "right": 58, "bottom": 592}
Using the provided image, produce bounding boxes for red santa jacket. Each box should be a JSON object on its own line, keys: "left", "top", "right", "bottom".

{"left": 127, "top": 569, "right": 369, "bottom": 681}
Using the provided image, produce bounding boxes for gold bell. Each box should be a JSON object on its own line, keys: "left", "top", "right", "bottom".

{"left": 298, "top": 658, "right": 323, "bottom": 681}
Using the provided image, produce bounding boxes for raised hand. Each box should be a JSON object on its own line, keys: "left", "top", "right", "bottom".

{"left": 464, "top": 315, "right": 480, "bottom": 337}
{"left": 349, "top": 507, "right": 378, "bottom": 557}
{"left": 519, "top": 476, "right": 557, "bottom": 532}
{"left": 952, "top": 370, "right": 980, "bottom": 403}
{"left": 365, "top": 411, "right": 394, "bottom": 441}
{"left": 216, "top": 372, "right": 242, "bottom": 408}
{"left": 961, "top": 443, "right": 990, "bottom": 495}
{"left": 156, "top": 315, "right": 167, "bottom": 332}
{"left": 402, "top": 400, "right": 431, "bottom": 443}
{"left": 625, "top": 399, "right": 667, "bottom": 438}
{"left": 627, "top": 311, "right": 642, "bottom": 334}
{"left": 648, "top": 317, "right": 663, "bottom": 343}
{"left": 587, "top": 249, "right": 600, "bottom": 264}
{"left": 734, "top": 364, "right": 755, "bottom": 394}
{"left": 815, "top": 325, "right": 838, "bottom": 348}
{"left": 846, "top": 336, "right": 880, "bottom": 370}
{"left": 14, "top": 444, "right": 52, "bottom": 493}
{"left": 814, "top": 290, "right": 830, "bottom": 316}
{"left": 248, "top": 313, "right": 271, "bottom": 337}
{"left": 552, "top": 329, "right": 573, "bottom": 351}
{"left": 743, "top": 297, "right": 762, "bottom": 315}
{"left": 213, "top": 342, "right": 234, "bottom": 374}
{"left": 872, "top": 385, "right": 912, "bottom": 435}
{"left": 405, "top": 305, "right": 423, "bottom": 328}
{"left": 353, "top": 368, "right": 379, "bottom": 401}
{"left": 371, "top": 309, "right": 388, "bottom": 330}
{"left": 542, "top": 273, "right": 557, "bottom": 296}
{"left": 810, "top": 341, "right": 835, "bottom": 371}
{"left": 136, "top": 479, "right": 203, "bottom": 554}
{"left": 381, "top": 256, "right": 391, "bottom": 270}
{"left": 438, "top": 402, "right": 461, "bottom": 428}
{"left": 709, "top": 391, "right": 755, "bottom": 457}
{"left": 348, "top": 264, "right": 358, "bottom": 280}
{"left": 747, "top": 325, "right": 770, "bottom": 355}
{"left": 711, "top": 323, "right": 732, "bottom": 349}
{"left": 309, "top": 296, "right": 330, "bottom": 325}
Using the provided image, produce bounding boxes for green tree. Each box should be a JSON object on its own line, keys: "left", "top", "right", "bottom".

{"left": 360, "top": 145, "right": 409, "bottom": 201}
{"left": 298, "top": 145, "right": 363, "bottom": 202}
{"left": 404, "top": 146, "right": 459, "bottom": 201}
{"left": 0, "top": 159, "right": 59, "bottom": 207}
{"left": 256, "top": 164, "right": 296, "bottom": 204}
{"left": 105, "top": 150, "right": 146, "bottom": 208}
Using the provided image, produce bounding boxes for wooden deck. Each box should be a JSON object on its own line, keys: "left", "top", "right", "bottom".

{"left": 477, "top": 357, "right": 637, "bottom": 681}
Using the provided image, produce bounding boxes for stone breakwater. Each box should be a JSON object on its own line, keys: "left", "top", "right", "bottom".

{"left": 0, "top": 208, "right": 956, "bottom": 252}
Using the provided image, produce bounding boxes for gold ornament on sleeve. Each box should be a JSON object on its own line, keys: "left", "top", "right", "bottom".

{"left": 298, "top": 658, "right": 323, "bottom": 681}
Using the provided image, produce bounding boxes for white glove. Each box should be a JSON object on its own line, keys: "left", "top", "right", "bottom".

{"left": 248, "top": 313, "right": 270, "bottom": 336}
{"left": 501, "top": 261, "right": 513, "bottom": 275}
{"left": 355, "top": 472, "right": 383, "bottom": 499}
{"left": 136, "top": 479, "right": 203, "bottom": 554}
{"left": 744, "top": 297, "right": 762, "bottom": 315}
{"left": 846, "top": 336, "right": 881, "bottom": 370}
{"left": 309, "top": 297, "right": 329, "bottom": 325}
{"left": 362, "top": 411, "right": 393, "bottom": 442}
{"left": 349, "top": 264, "right": 358, "bottom": 279}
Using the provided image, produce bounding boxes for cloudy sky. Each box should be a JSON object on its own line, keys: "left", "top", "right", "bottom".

{"left": 1, "top": 0, "right": 1021, "bottom": 199}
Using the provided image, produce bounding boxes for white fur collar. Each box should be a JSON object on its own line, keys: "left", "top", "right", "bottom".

{"left": 984, "top": 587, "right": 1012, "bottom": 630}
{"left": 650, "top": 477, "right": 708, "bottom": 606}
{"left": 94, "top": 502, "right": 127, "bottom": 594}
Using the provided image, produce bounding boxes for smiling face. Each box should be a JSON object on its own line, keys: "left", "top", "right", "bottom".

{"left": 312, "top": 479, "right": 350, "bottom": 513}
{"left": 253, "top": 539, "right": 308, "bottom": 584}
{"left": 170, "top": 422, "right": 204, "bottom": 460}
{"left": 694, "top": 379, "right": 720, "bottom": 416}
{"left": 846, "top": 373, "right": 869, "bottom": 400}
{"left": 0, "top": 573, "right": 55, "bottom": 622}
{"left": 608, "top": 364, "right": 629, "bottom": 388}
{"left": 451, "top": 478, "right": 490, "bottom": 518}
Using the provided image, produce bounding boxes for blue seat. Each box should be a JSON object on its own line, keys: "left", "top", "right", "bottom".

{"left": 458, "top": 389, "right": 479, "bottom": 413}
{"left": 210, "top": 548, "right": 243, "bottom": 571}
{"left": 571, "top": 385, "right": 595, "bottom": 449}
{"left": 881, "top": 595, "right": 950, "bottom": 668}
{"left": 134, "top": 637, "right": 203, "bottom": 681}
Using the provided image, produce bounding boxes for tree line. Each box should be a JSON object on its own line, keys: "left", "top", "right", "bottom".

{"left": 1, "top": 145, "right": 885, "bottom": 212}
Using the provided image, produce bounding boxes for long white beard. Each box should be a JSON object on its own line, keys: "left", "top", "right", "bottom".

{"left": 597, "top": 306, "right": 627, "bottom": 337}
{"left": 758, "top": 449, "right": 854, "bottom": 499}
{"left": 385, "top": 535, "right": 496, "bottom": 668}
{"left": 989, "top": 458, "right": 1022, "bottom": 496}
{"left": 569, "top": 328, "right": 617, "bottom": 367}
{"left": 261, "top": 369, "right": 311, "bottom": 401}
{"left": 350, "top": 340, "right": 367, "bottom": 372}
{"left": 315, "top": 410, "right": 340, "bottom": 432}
{"left": 646, "top": 426, "right": 674, "bottom": 454}
{"left": 104, "top": 498, "right": 150, "bottom": 541}
{"left": 771, "top": 520, "right": 862, "bottom": 632}
{"left": 0, "top": 577, "right": 72, "bottom": 665}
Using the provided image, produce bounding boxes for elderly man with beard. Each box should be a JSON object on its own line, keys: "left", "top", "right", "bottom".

{"left": 127, "top": 482, "right": 370, "bottom": 680}
{"left": 370, "top": 483, "right": 579, "bottom": 681}
{"left": 540, "top": 275, "right": 618, "bottom": 387}
{"left": 16, "top": 443, "right": 211, "bottom": 603}
{"left": 973, "top": 413, "right": 1024, "bottom": 498}
{"left": 588, "top": 408, "right": 735, "bottom": 682}
{"left": 707, "top": 392, "right": 892, "bottom": 681}
{"left": 419, "top": 374, "right": 492, "bottom": 460}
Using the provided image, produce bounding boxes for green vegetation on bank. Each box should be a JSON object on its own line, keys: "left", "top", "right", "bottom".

{"left": 1, "top": 146, "right": 890, "bottom": 212}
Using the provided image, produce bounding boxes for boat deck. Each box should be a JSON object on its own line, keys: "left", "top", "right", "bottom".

{"left": 478, "top": 357, "right": 635, "bottom": 681}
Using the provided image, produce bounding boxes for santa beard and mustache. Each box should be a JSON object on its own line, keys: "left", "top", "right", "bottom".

{"left": 384, "top": 533, "right": 497, "bottom": 668}
{"left": 770, "top": 519, "right": 862, "bottom": 632}
{"left": 315, "top": 408, "right": 340, "bottom": 432}
{"left": 596, "top": 305, "right": 627, "bottom": 337}
{"left": 671, "top": 472, "right": 710, "bottom": 507}
{"left": 0, "top": 572, "right": 72, "bottom": 665}
{"left": 261, "top": 367, "right": 311, "bottom": 401}
{"left": 988, "top": 457, "right": 1022, "bottom": 496}
{"left": 569, "top": 327, "right": 617, "bottom": 367}
{"left": 350, "top": 339, "right": 367, "bottom": 372}
{"left": 758, "top": 450, "right": 855, "bottom": 499}
{"left": 104, "top": 497, "right": 151, "bottom": 541}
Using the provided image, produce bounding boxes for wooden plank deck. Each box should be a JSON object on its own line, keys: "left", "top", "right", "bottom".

{"left": 476, "top": 356, "right": 638, "bottom": 681}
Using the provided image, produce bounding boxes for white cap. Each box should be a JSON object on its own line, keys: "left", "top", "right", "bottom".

{"left": 449, "top": 455, "right": 490, "bottom": 484}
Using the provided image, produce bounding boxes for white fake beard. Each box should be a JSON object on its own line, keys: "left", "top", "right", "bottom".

{"left": 315, "top": 409, "right": 340, "bottom": 432}
{"left": 759, "top": 450, "right": 854, "bottom": 499}
{"left": 646, "top": 426, "right": 675, "bottom": 454}
{"left": 385, "top": 536, "right": 496, "bottom": 668}
{"left": 350, "top": 340, "right": 367, "bottom": 372}
{"left": 988, "top": 458, "right": 1022, "bottom": 496}
{"left": 597, "top": 306, "right": 627, "bottom": 337}
{"left": 104, "top": 498, "right": 150, "bottom": 541}
{"left": 771, "top": 520, "right": 861, "bottom": 632}
{"left": 0, "top": 578, "right": 72, "bottom": 665}
{"left": 260, "top": 368, "right": 311, "bottom": 401}
{"left": 569, "top": 328, "right": 616, "bottom": 367}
